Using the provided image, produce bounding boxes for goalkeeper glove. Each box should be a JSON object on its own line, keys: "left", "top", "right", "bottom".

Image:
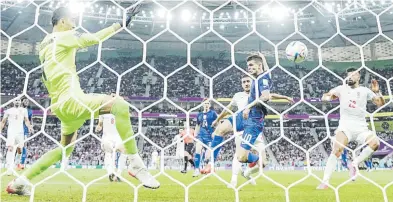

{"left": 121, "top": 4, "right": 141, "bottom": 27}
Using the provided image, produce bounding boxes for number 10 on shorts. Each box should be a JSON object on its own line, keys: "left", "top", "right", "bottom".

{"left": 241, "top": 133, "right": 253, "bottom": 145}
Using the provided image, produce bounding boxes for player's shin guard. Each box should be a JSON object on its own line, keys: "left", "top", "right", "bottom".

{"left": 21, "top": 147, "right": 27, "bottom": 164}
{"left": 353, "top": 146, "right": 374, "bottom": 166}
{"left": 15, "top": 153, "right": 22, "bottom": 165}
{"left": 194, "top": 153, "right": 201, "bottom": 169}
{"left": 22, "top": 146, "right": 74, "bottom": 180}
{"left": 322, "top": 154, "right": 338, "bottom": 183}
{"left": 210, "top": 135, "right": 224, "bottom": 162}
{"left": 111, "top": 98, "right": 137, "bottom": 154}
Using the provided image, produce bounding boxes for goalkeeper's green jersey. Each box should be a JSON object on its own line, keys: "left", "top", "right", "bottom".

{"left": 38, "top": 25, "right": 118, "bottom": 104}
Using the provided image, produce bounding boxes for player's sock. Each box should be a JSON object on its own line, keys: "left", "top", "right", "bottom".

{"left": 210, "top": 135, "right": 224, "bottom": 162}
{"left": 6, "top": 149, "right": 15, "bottom": 171}
{"left": 194, "top": 153, "right": 201, "bottom": 169}
{"left": 353, "top": 146, "right": 374, "bottom": 166}
{"left": 104, "top": 152, "right": 114, "bottom": 175}
{"left": 15, "top": 153, "right": 22, "bottom": 165}
{"left": 188, "top": 159, "right": 195, "bottom": 167}
{"left": 22, "top": 146, "right": 74, "bottom": 180}
{"left": 117, "top": 154, "right": 126, "bottom": 176}
{"left": 184, "top": 156, "right": 188, "bottom": 170}
{"left": 322, "top": 154, "right": 337, "bottom": 183}
{"left": 111, "top": 98, "right": 138, "bottom": 154}
{"left": 231, "top": 156, "right": 242, "bottom": 181}
{"left": 21, "top": 147, "right": 27, "bottom": 165}
{"left": 247, "top": 153, "right": 259, "bottom": 163}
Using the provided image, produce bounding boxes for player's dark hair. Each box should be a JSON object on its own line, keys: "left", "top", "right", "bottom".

{"left": 246, "top": 55, "right": 263, "bottom": 63}
{"left": 52, "top": 7, "right": 72, "bottom": 27}
{"left": 241, "top": 75, "right": 251, "bottom": 79}
{"left": 346, "top": 67, "right": 358, "bottom": 73}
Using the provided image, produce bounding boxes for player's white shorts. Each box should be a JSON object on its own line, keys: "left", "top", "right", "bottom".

{"left": 6, "top": 132, "right": 24, "bottom": 149}
{"left": 101, "top": 136, "right": 123, "bottom": 153}
{"left": 176, "top": 146, "right": 184, "bottom": 158}
{"left": 335, "top": 121, "right": 374, "bottom": 144}
{"left": 235, "top": 132, "right": 265, "bottom": 152}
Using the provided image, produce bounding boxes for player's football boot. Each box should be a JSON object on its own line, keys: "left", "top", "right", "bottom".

{"left": 180, "top": 170, "right": 187, "bottom": 174}
{"left": 16, "top": 164, "right": 24, "bottom": 171}
{"left": 200, "top": 164, "right": 213, "bottom": 174}
{"left": 116, "top": 176, "right": 121, "bottom": 182}
{"left": 109, "top": 173, "right": 115, "bottom": 182}
{"left": 6, "top": 177, "right": 31, "bottom": 196}
{"left": 316, "top": 183, "right": 329, "bottom": 190}
{"left": 6, "top": 169, "right": 13, "bottom": 176}
{"left": 192, "top": 169, "right": 200, "bottom": 177}
{"left": 348, "top": 163, "right": 357, "bottom": 181}
{"left": 130, "top": 168, "right": 160, "bottom": 189}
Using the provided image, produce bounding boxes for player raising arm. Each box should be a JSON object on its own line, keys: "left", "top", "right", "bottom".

{"left": 0, "top": 99, "right": 34, "bottom": 176}
{"left": 6, "top": 6, "right": 160, "bottom": 196}
{"left": 317, "top": 68, "right": 384, "bottom": 189}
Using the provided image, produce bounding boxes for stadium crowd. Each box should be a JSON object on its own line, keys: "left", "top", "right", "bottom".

{"left": 1, "top": 57, "right": 392, "bottom": 170}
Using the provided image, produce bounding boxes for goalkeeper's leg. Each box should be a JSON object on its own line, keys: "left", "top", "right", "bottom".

{"left": 100, "top": 95, "right": 159, "bottom": 189}
{"left": 7, "top": 130, "right": 79, "bottom": 195}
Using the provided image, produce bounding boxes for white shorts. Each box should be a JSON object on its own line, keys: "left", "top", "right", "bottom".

{"left": 176, "top": 146, "right": 184, "bottom": 158}
{"left": 335, "top": 121, "right": 374, "bottom": 144}
{"left": 6, "top": 132, "right": 24, "bottom": 148}
{"left": 235, "top": 132, "right": 265, "bottom": 152}
{"left": 101, "top": 137, "right": 123, "bottom": 153}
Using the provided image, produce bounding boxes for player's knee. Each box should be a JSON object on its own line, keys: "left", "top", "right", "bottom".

{"left": 368, "top": 137, "right": 379, "bottom": 151}
{"left": 236, "top": 150, "right": 248, "bottom": 163}
{"left": 7, "top": 146, "right": 13, "bottom": 152}
{"left": 332, "top": 147, "right": 343, "bottom": 157}
{"left": 111, "top": 97, "right": 129, "bottom": 116}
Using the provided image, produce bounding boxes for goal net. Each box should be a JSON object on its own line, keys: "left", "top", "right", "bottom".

{"left": 1, "top": 0, "right": 392, "bottom": 202}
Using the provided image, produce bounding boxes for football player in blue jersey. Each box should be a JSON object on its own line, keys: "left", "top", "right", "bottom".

{"left": 193, "top": 99, "right": 217, "bottom": 177}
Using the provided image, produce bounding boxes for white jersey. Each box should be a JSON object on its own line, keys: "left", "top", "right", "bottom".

{"left": 231, "top": 92, "right": 249, "bottom": 111}
{"left": 331, "top": 85, "right": 376, "bottom": 125}
{"left": 174, "top": 134, "right": 184, "bottom": 157}
{"left": 152, "top": 151, "right": 158, "bottom": 162}
{"left": 99, "top": 114, "right": 119, "bottom": 137}
{"left": 4, "top": 107, "right": 27, "bottom": 134}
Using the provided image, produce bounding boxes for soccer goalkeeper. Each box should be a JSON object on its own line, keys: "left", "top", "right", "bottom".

{"left": 6, "top": 7, "right": 160, "bottom": 196}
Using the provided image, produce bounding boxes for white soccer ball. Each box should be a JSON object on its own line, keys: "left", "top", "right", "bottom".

{"left": 285, "top": 41, "right": 308, "bottom": 63}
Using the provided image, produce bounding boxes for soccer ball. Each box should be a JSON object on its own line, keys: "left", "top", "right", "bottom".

{"left": 285, "top": 41, "right": 308, "bottom": 63}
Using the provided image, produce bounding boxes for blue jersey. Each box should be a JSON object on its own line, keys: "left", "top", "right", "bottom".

{"left": 341, "top": 149, "right": 348, "bottom": 160}
{"left": 23, "top": 107, "right": 32, "bottom": 135}
{"left": 196, "top": 110, "right": 217, "bottom": 137}
{"left": 248, "top": 73, "right": 272, "bottom": 119}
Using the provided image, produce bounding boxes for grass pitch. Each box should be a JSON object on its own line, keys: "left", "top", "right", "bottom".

{"left": 1, "top": 168, "right": 392, "bottom": 202}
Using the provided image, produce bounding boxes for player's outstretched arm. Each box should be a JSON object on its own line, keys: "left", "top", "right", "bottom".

{"left": 212, "top": 104, "right": 232, "bottom": 127}
{"left": 64, "top": 5, "right": 140, "bottom": 49}
{"left": 270, "top": 93, "right": 294, "bottom": 103}
{"left": 370, "top": 79, "right": 385, "bottom": 107}
{"left": 321, "top": 88, "right": 339, "bottom": 102}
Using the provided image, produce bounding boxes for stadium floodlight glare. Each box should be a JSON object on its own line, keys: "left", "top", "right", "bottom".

{"left": 116, "top": 8, "right": 121, "bottom": 16}
{"left": 181, "top": 9, "right": 191, "bottom": 22}
{"left": 270, "top": 6, "right": 288, "bottom": 20}
{"left": 219, "top": 24, "right": 225, "bottom": 29}
{"left": 157, "top": 9, "right": 166, "bottom": 18}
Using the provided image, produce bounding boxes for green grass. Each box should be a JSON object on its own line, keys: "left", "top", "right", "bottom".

{"left": 1, "top": 169, "right": 393, "bottom": 202}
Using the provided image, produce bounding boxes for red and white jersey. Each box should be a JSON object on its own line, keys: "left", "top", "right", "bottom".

{"left": 331, "top": 85, "right": 376, "bottom": 124}
{"left": 4, "top": 107, "right": 27, "bottom": 134}
{"left": 230, "top": 92, "right": 249, "bottom": 111}
{"left": 99, "top": 114, "right": 119, "bottom": 137}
